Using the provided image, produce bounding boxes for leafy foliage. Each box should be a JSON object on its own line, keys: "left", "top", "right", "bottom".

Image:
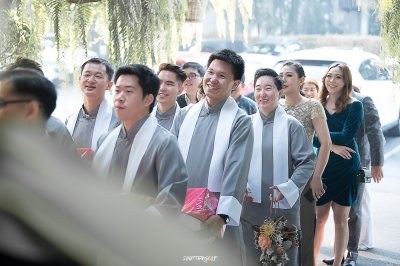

{"left": 1, "top": 0, "right": 187, "bottom": 68}
{"left": 380, "top": 0, "right": 400, "bottom": 82}
{"left": 0, "top": 0, "right": 47, "bottom": 66}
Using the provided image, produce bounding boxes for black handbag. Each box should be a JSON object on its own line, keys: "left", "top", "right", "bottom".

{"left": 356, "top": 167, "right": 372, "bottom": 183}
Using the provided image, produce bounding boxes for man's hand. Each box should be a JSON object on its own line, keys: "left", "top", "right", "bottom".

{"left": 244, "top": 187, "right": 253, "bottom": 203}
{"left": 371, "top": 166, "right": 383, "bottom": 183}
{"left": 204, "top": 215, "right": 225, "bottom": 239}
{"left": 310, "top": 176, "right": 326, "bottom": 200}
{"left": 269, "top": 186, "right": 284, "bottom": 202}
{"left": 331, "top": 144, "right": 355, "bottom": 160}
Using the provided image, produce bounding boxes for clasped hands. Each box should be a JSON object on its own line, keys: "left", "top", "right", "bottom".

{"left": 244, "top": 186, "right": 284, "bottom": 203}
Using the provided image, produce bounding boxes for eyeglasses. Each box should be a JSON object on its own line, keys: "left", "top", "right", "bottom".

{"left": 0, "top": 99, "right": 32, "bottom": 108}
{"left": 186, "top": 73, "right": 200, "bottom": 80}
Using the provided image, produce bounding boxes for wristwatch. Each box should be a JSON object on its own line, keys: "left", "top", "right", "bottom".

{"left": 218, "top": 214, "right": 230, "bottom": 224}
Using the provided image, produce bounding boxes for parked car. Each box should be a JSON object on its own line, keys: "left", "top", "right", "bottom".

{"left": 247, "top": 39, "right": 303, "bottom": 56}
{"left": 274, "top": 48, "right": 400, "bottom": 135}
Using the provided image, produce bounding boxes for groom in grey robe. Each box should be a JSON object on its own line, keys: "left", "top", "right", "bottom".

{"left": 171, "top": 49, "right": 254, "bottom": 266}
{"left": 66, "top": 58, "right": 119, "bottom": 158}
{"left": 93, "top": 64, "right": 188, "bottom": 204}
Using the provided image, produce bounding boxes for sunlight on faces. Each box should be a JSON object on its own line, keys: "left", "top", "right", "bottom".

{"left": 79, "top": 62, "right": 112, "bottom": 101}
{"left": 157, "top": 70, "right": 183, "bottom": 107}
{"left": 183, "top": 67, "right": 202, "bottom": 95}
{"left": 113, "top": 75, "right": 153, "bottom": 126}
{"left": 302, "top": 82, "right": 319, "bottom": 99}
{"left": 324, "top": 66, "right": 345, "bottom": 97}
{"left": 203, "top": 59, "right": 239, "bottom": 106}
{"left": 254, "top": 75, "right": 280, "bottom": 116}
{"left": 279, "top": 65, "right": 304, "bottom": 96}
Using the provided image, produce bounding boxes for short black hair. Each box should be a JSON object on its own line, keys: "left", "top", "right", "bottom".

{"left": 0, "top": 69, "right": 57, "bottom": 119}
{"left": 114, "top": 64, "right": 160, "bottom": 113}
{"left": 254, "top": 68, "right": 283, "bottom": 91}
{"left": 158, "top": 63, "right": 187, "bottom": 85}
{"left": 81, "top": 58, "right": 114, "bottom": 81}
{"left": 182, "top": 62, "right": 205, "bottom": 77}
{"left": 206, "top": 49, "right": 245, "bottom": 81}
{"left": 6, "top": 57, "right": 44, "bottom": 76}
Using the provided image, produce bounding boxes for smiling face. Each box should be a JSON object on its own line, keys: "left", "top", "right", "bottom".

{"left": 324, "top": 66, "right": 345, "bottom": 97}
{"left": 302, "top": 82, "right": 319, "bottom": 99}
{"left": 113, "top": 74, "right": 153, "bottom": 130}
{"left": 79, "top": 62, "right": 112, "bottom": 103}
{"left": 254, "top": 75, "right": 280, "bottom": 116}
{"left": 203, "top": 59, "right": 239, "bottom": 106}
{"left": 279, "top": 65, "right": 304, "bottom": 96}
{"left": 157, "top": 70, "right": 183, "bottom": 109}
{"left": 183, "top": 67, "right": 202, "bottom": 97}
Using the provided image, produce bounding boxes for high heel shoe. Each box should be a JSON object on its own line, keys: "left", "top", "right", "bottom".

{"left": 322, "top": 257, "right": 344, "bottom": 265}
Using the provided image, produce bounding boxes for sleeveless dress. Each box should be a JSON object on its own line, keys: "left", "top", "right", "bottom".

{"left": 314, "top": 101, "right": 364, "bottom": 206}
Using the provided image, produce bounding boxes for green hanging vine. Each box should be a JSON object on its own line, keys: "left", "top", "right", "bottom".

{"left": 380, "top": 0, "right": 400, "bottom": 82}
{"left": 0, "top": 0, "right": 187, "bottom": 68}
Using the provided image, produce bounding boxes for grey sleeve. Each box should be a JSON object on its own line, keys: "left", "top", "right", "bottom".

{"left": 289, "top": 122, "right": 316, "bottom": 190}
{"left": 156, "top": 134, "right": 189, "bottom": 192}
{"left": 363, "top": 96, "right": 385, "bottom": 166}
{"left": 170, "top": 107, "right": 188, "bottom": 138}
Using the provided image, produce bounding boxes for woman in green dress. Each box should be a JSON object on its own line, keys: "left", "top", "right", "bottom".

{"left": 313, "top": 63, "right": 364, "bottom": 266}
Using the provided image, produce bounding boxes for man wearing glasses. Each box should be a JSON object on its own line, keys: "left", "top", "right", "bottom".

{"left": 0, "top": 69, "right": 56, "bottom": 129}
{"left": 176, "top": 62, "right": 205, "bottom": 108}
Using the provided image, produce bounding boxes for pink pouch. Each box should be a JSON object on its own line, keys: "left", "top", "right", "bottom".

{"left": 181, "top": 188, "right": 219, "bottom": 222}
{"left": 77, "top": 148, "right": 94, "bottom": 161}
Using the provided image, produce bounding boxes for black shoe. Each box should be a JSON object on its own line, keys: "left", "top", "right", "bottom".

{"left": 343, "top": 257, "right": 356, "bottom": 266}
{"left": 322, "top": 257, "right": 344, "bottom": 265}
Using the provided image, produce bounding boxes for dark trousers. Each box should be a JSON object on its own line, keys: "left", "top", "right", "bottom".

{"left": 347, "top": 182, "right": 365, "bottom": 256}
{"left": 299, "top": 180, "right": 316, "bottom": 266}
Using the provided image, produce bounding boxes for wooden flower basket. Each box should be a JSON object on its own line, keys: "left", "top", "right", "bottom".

{"left": 185, "top": 0, "right": 208, "bottom": 22}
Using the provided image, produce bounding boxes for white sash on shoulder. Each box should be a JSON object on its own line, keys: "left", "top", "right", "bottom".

{"left": 248, "top": 105, "right": 298, "bottom": 208}
{"left": 66, "top": 99, "right": 113, "bottom": 151}
{"left": 93, "top": 116, "right": 158, "bottom": 193}
{"left": 178, "top": 97, "right": 239, "bottom": 192}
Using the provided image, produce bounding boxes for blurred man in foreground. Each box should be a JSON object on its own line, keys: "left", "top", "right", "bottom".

{"left": 0, "top": 69, "right": 56, "bottom": 128}
{"left": 6, "top": 57, "right": 75, "bottom": 151}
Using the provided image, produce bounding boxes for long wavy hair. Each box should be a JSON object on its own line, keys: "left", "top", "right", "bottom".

{"left": 320, "top": 62, "right": 352, "bottom": 113}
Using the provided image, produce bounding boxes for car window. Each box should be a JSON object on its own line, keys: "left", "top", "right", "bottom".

{"left": 359, "top": 59, "right": 390, "bottom": 80}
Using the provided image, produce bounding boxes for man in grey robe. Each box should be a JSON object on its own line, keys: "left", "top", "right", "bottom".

{"left": 240, "top": 68, "right": 316, "bottom": 266}
{"left": 241, "top": 112, "right": 316, "bottom": 266}
{"left": 171, "top": 49, "right": 253, "bottom": 266}
{"left": 66, "top": 58, "right": 119, "bottom": 159}
{"left": 93, "top": 64, "right": 188, "bottom": 204}
{"left": 153, "top": 63, "right": 186, "bottom": 130}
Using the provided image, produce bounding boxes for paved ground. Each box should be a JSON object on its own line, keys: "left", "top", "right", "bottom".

{"left": 317, "top": 135, "right": 400, "bottom": 266}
